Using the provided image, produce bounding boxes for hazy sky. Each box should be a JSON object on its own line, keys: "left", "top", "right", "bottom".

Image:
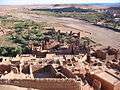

{"left": 0, "top": 0, "right": 120, "bottom": 5}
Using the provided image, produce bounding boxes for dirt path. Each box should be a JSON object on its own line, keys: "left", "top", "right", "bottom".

{"left": 11, "top": 13, "right": 120, "bottom": 49}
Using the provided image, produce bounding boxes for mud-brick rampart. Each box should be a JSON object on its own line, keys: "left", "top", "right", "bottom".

{"left": 0, "top": 78, "right": 81, "bottom": 90}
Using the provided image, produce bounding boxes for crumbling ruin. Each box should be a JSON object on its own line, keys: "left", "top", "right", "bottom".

{"left": 0, "top": 29, "right": 119, "bottom": 90}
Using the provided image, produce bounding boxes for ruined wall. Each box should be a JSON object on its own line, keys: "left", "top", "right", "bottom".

{"left": 81, "top": 54, "right": 87, "bottom": 61}
{"left": 59, "top": 66, "right": 76, "bottom": 78}
{"left": 0, "top": 79, "right": 81, "bottom": 90}
{"left": 92, "top": 74, "right": 114, "bottom": 90}
{"left": 114, "top": 82, "right": 120, "bottom": 90}
{"left": 32, "top": 65, "right": 42, "bottom": 73}
{"left": 0, "top": 65, "right": 11, "bottom": 74}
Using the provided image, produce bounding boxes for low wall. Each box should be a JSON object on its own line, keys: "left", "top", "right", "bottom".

{"left": 0, "top": 78, "right": 81, "bottom": 90}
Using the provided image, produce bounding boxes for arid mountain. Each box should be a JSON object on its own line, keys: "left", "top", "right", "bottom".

{"left": 52, "top": 3, "right": 120, "bottom": 9}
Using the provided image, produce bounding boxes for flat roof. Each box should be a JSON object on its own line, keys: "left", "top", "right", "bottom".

{"left": 95, "top": 71, "right": 120, "bottom": 85}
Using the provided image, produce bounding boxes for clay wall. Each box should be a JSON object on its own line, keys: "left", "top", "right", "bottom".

{"left": 0, "top": 79, "right": 81, "bottom": 90}
{"left": 93, "top": 74, "right": 112, "bottom": 90}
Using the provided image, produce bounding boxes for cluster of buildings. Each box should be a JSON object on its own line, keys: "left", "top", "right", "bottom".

{"left": 96, "top": 7, "right": 120, "bottom": 25}
{"left": 96, "top": 7, "right": 120, "bottom": 18}
{"left": 0, "top": 29, "right": 120, "bottom": 90}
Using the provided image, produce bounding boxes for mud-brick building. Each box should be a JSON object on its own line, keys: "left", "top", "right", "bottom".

{"left": 93, "top": 71, "right": 120, "bottom": 90}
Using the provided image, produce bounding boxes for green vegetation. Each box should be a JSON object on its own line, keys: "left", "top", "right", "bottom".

{"left": 0, "top": 15, "right": 48, "bottom": 57}
{"left": 0, "top": 15, "right": 95, "bottom": 57}
{"left": 32, "top": 7, "right": 96, "bottom": 13}
{"left": 0, "top": 46, "right": 22, "bottom": 57}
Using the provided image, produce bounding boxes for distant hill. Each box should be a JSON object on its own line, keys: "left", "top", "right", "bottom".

{"left": 82, "top": 3, "right": 120, "bottom": 7}
{"left": 51, "top": 4, "right": 108, "bottom": 9}
{"left": 6, "top": 3, "right": 119, "bottom": 10}
{"left": 52, "top": 3, "right": 120, "bottom": 9}
{"left": 108, "top": 7, "right": 120, "bottom": 10}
